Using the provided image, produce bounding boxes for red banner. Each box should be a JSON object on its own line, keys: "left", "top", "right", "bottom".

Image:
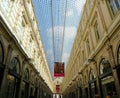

{"left": 54, "top": 62, "right": 64, "bottom": 77}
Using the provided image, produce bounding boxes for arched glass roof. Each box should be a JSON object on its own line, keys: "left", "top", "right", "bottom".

{"left": 33, "top": 0, "right": 86, "bottom": 76}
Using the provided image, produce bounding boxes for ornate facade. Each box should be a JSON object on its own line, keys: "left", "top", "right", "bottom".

{"left": 0, "top": 0, "right": 53, "bottom": 98}
{"left": 62, "top": 0, "right": 120, "bottom": 98}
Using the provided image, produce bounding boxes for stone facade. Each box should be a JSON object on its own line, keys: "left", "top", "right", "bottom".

{"left": 62, "top": 0, "right": 120, "bottom": 98}
{"left": 0, "top": 0, "right": 53, "bottom": 98}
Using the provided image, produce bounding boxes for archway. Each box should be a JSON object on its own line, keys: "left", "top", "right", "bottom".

{"left": 5, "top": 57, "right": 20, "bottom": 98}
{"left": 99, "top": 58, "right": 118, "bottom": 98}
{"left": 89, "top": 69, "right": 97, "bottom": 98}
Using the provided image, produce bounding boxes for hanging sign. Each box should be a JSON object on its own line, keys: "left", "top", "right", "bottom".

{"left": 54, "top": 62, "right": 64, "bottom": 77}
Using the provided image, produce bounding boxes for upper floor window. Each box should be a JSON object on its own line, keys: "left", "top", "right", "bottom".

{"left": 9, "top": 57, "right": 20, "bottom": 74}
{"left": 79, "top": 76, "right": 83, "bottom": 86}
{"left": 0, "top": 41, "right": 4, "bottom": 63}
{"left": 90, "top": 69, "right": 96, "bottom": 81}
{"left": 94, "top": 21, "right": 101, "bottom": 40}
{"left": 23, "top": 69, "right": 29, "bottom": 81}
{"left": 86, "top": 38, "right": 91, "bottom": 55}
{"left": 108, "top": 0, "right": 120, "bottom": 15}
{"left": 99, "top": 58, "right": 111, "bottom": 75}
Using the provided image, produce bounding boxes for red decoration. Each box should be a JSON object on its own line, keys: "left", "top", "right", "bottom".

{"left": 54, "top": 62, "right": 65, "bottom": 77}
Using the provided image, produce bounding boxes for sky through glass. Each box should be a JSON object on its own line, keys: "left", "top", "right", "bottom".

{"left": 33, "top": 0, "right": 86, "bottom": 77}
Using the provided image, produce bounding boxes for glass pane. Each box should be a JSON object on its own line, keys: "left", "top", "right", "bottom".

{"left": 101, "top": 76, "right": 118, "bottom": 98}
{"left": 90, "top": 70, "right": 95, "bottom": 81}
{"left": 100, "top": 59, "right": 112, "bottom": 75}
{"left": 23, "top": 70, "right": 29, "bottom": 80}
{"left": 115, "top": 0, "right": 120, "bottom": 9}
{"left": 90, "top": 82, "right": 97, "bottom": 98}
{"left": 91, "top": 83, "right": 95, "bottom": 97}
{"left": 109, "top": 0, "right": 117, "bottom": 15}
{"left": 82, "top": 89, "right": 86, "bottom": 98}
{"left": 21, "top": 82, "right": 26, "bottom": 98}
{"left": 9, "top": 58, "right": 20, "bottom": 74}
{"left": 94, "top": 21, "right": 100, "bottom": 39}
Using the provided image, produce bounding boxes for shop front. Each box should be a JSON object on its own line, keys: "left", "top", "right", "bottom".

{"left": 82, "top": 87, "right": 88, "bottom": 98}
{"left": 99, "top": 58, "right": 118, "bottom": 98}
{"left": 4, "top": 57, "right": 21, "bottom": 98}
{"left": 89, "top": 69, "right": 97, "bottom": 98}
{"left": 79, "top": 87, "right": 82, "bottom": 98}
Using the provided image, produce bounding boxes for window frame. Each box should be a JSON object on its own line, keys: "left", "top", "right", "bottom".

{"left": 93, "top": 20, "right": 101, "bottom": 41}
{"left": 107, "top": 0, "right": 120, "bottom": 18}
{"left": 9, "top": 57, "right": 20, "bottom": 74}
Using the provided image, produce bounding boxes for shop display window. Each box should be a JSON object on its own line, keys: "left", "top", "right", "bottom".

{"left": 4, "top": 57, "right": 20, "bottom": 98}
{"left": 99, "top": 58, "right": 118, "bottom": 98}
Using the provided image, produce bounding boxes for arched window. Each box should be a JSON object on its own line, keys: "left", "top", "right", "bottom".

{"left": 108, "top": 0, "right": 120, "bottom": 16}
{"left": 9, "top": 57, "right": 20, "bottom": 74}
{"left": 0, "top": 41, "right": 4, "bottom": 63}
{"left": 99, "top": 58, "right": 118, "bottom": 98}
{"left": 99, "top": 58, "right": 111, "bottom": 75}
{"left": 90, "top": 69, "right": 96, "bottom": 81}
{"left": 5, "top": 57, "right": 20, "bottom": 98}
{"left": 23, "top": 69, "right": 29, "bottom": 81}
{"left": 79, "top": 77, "right": 83, "bottom": 87}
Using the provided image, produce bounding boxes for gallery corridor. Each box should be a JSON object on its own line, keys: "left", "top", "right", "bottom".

{"left": 0, "top": 0, "right": 120, "bottom": 98}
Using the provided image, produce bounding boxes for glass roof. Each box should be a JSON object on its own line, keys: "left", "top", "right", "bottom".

{"left": 33, "top": 0, "right": 86, "bottom": 76}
